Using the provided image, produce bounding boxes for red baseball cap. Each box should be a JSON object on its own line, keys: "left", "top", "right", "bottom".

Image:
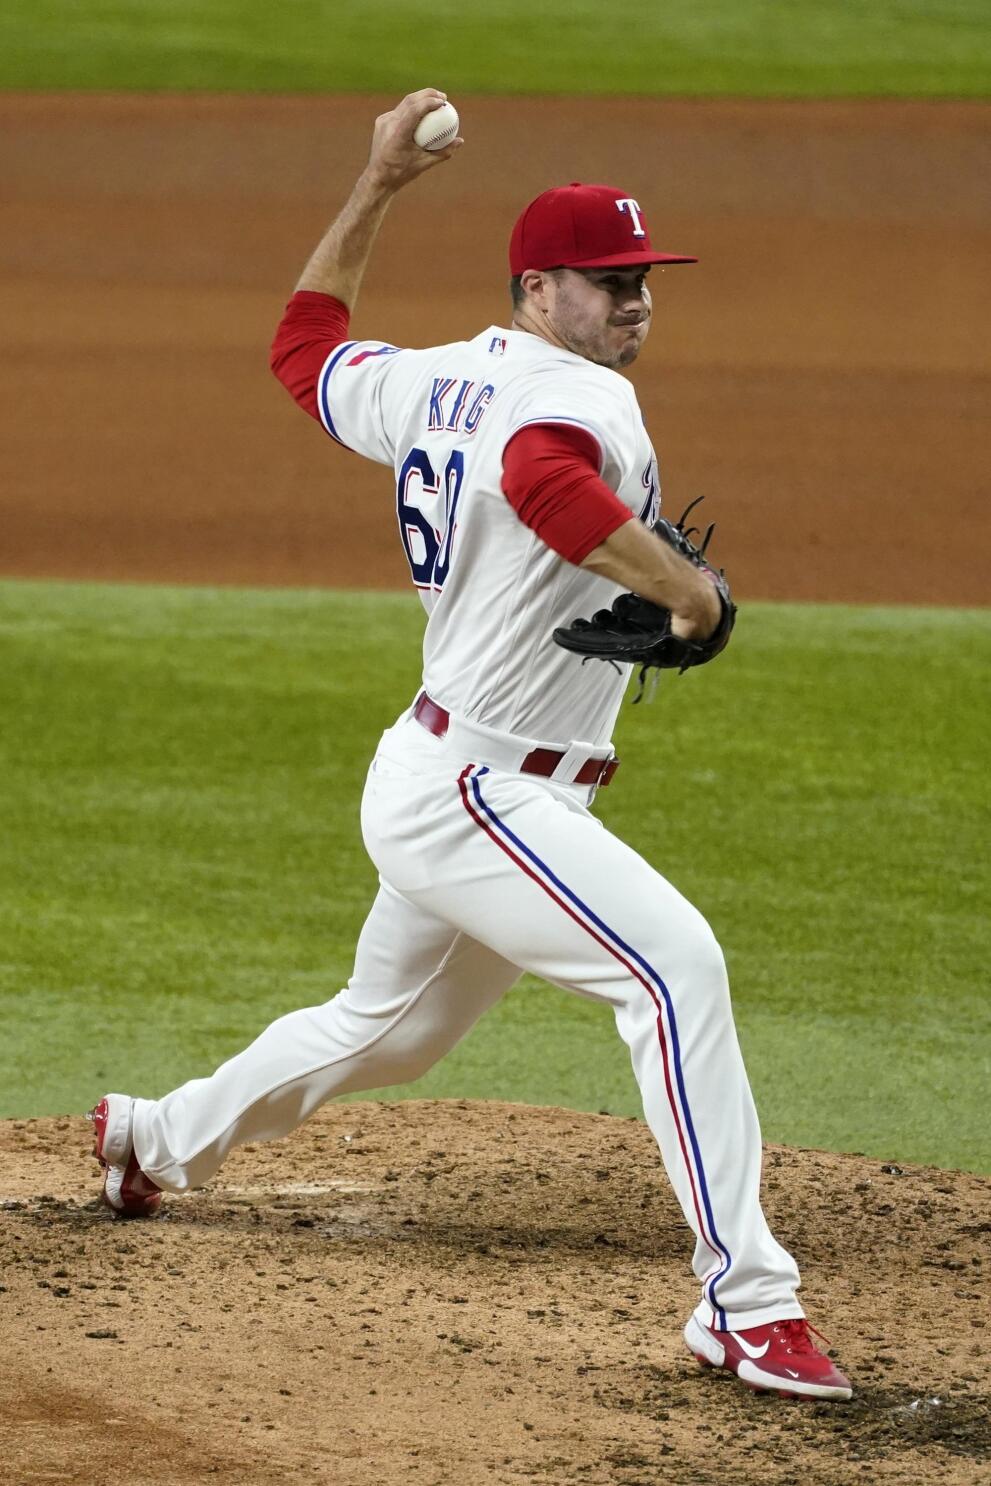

{"left": 509, "top": 183, "right": 697, "bottom": 276}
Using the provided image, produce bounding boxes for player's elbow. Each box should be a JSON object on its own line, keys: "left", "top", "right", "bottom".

{"left": 269, "top": 324, "right": 307, "bottom": 385}
{"left": 269, "top": 318, "right": 297, "bottom": 386}
{"left": 578, "top": 517, "right": 640, "bottom": 584}
{"left": 268, "top": 324, "right": 328, "bottom": 419}
{"left": 578, "top": 537, "right": 621, "bottom": 580}
{"left": 269, "top": 346, "right": 289, "bottom": 390}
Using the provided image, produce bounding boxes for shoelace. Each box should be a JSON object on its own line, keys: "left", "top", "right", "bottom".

{"left": 776, "top": 1319, "right": 830, "bottom": 1353}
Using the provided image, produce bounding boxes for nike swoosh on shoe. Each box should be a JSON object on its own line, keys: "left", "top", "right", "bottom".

{"left": 731, "top": 1333, "right": 770, "bottom": 1359}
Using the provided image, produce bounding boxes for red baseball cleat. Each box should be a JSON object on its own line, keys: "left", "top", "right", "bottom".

{"left": 88, "top": 1094, "right": 162, "bottom": 1218}
{"left": 684, "top": 1314, "right": 852, "bottom": 1400}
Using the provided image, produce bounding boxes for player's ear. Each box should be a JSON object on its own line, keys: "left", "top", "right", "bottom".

{"left": 520, "top": 269, "right": 552, "bottom": 308}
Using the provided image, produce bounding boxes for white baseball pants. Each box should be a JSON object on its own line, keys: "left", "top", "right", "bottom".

{"left": 131, "top": 709, "right": 802, "bottom": 1330}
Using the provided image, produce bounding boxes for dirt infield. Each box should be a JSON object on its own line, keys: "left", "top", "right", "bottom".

{"left": 0, "top": 94, "right": 988, "bottom": 603}
{"left": 1, "top": 1103, "right": 989, "bottom": 1486}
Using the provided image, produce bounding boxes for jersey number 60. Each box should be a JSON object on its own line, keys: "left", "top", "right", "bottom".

{"left": 396, "top": 447, "right": 464, "bottom": 593}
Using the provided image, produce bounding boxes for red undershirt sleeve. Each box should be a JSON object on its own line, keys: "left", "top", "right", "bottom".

{"left": 501, "top": 422, "right": 634, "bottom": 565}
{"left": 269, "top": 290, "right": 352, "bottom": 420}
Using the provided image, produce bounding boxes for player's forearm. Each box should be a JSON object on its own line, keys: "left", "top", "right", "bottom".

{"left": 293, "top": 89, "right": 461, "bottom": 307}
{"left": 294, "top": 169, "right": 396, "bottom": 307}
{"left": 581, "top": 518, "right": 720, "bottom": 638}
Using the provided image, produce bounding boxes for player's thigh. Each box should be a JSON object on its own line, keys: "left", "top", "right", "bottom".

{"left": 346, "top": 877, "right": 521, "bottom": 1036}
{"left": 414, "top": 769, "right": 722, "bottom": 1008}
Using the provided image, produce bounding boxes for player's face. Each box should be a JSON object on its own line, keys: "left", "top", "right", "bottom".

{"left": 545, "top": 268, "right": 652, "bottom": 369}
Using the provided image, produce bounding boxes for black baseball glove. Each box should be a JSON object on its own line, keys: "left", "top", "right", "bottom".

{"left": 552, "top": 498, "right": 737, "bottom": 701}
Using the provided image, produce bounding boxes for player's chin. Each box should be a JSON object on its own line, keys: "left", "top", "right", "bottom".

{"left": 587, "top": 327, "right": 647, "bottom": 370}
{"left": 612, "top": 334, "right": 646, "bottom": 368}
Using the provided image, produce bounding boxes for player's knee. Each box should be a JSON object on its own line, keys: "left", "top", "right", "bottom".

{"left": 364, "top": 1029, "right": 442, "bottom": 1086}
{"left": 639, "top": 912, "right": 729, "bottom": 1006}
{"left": 379, "top": 1050, "right": 432, "bottom": 1084}
{"left": 691, "top": 924, "right": 730, "bottom": 1003}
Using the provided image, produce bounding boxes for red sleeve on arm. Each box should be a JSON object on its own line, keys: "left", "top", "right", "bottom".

{"left": 269, "top": 290, "right": 352, "bottom": 420}
{"left": 501, "top": 423, "right": 633, "bottom": 564}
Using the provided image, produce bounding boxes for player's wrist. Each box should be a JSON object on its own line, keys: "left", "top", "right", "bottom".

{"left": 355, "top": 163, "right": 401, "bottom": 203}
{"left": 669, "top": 575, "right": 720, "bottom": 640}
{"left": 696, "top": 577, "right": 722, "bottom": 638}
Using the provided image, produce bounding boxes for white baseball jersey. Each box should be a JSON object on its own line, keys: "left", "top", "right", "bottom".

{"left": 315, "top": 327, "right": 661, "bottom": 747}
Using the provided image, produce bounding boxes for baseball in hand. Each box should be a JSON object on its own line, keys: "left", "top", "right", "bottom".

{"left": 413, "top": 101, "right": 460, "bottom": 152}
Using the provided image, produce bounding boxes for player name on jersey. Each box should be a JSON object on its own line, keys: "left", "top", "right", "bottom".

{"left": 427, "top": 377, "right": 496, "bottom": 435}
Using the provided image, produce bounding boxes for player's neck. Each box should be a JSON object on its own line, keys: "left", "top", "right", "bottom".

{"left": 511, "top": 307, "right": 576, "bottom": 358}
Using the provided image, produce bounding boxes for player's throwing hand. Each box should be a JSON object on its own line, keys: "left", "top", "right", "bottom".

{"left": 365, "top": 89, "right": 463, "bottom": 193}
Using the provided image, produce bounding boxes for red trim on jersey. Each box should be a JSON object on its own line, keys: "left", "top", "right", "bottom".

{"left": 501, "top": 423, "right": 633, "bottom": 565}
{"left": 269, "top": 290, "right": 352, "bottom": 420}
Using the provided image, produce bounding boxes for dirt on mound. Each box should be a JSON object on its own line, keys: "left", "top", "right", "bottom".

{"left": 1, "top": 1101, "right": 988, "bottom": 1485}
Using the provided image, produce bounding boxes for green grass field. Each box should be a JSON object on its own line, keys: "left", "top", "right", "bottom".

{"left": 1, "top": 579, "right": 987, "bottom": 1173}
{"left": 1, "top": 0, "right": 989, "bottom": 96}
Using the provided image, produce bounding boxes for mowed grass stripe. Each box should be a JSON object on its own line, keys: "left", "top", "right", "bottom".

{"left": 0, "top": 579, "right": 987, "bottom": 1173}
{"left": 1, "top": 0, "right": 989, "bottom": 96}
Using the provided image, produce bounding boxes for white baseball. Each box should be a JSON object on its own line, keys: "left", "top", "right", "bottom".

{"left": 413, "top": 101, "right": 460, "bottom": 152}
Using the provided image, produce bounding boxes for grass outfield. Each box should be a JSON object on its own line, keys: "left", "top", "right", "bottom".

{"left": 0, "top": 579, "right": 988, "bottom": 1173}
{"left": 1, "top": 0, "right": 989, "bottom": 97}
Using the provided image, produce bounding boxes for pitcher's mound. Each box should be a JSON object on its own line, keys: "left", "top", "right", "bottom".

{"left": 1, "top": 1100, "right": 988, "bottom": 1485}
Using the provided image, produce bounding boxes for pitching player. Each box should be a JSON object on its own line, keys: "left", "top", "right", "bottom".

{"left": 90, "top": 90, "right": 852, "bottom": 1402}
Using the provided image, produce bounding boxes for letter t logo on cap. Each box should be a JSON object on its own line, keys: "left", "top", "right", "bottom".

{"left": 616, "top": 197, "right": 646, "bottom": 238}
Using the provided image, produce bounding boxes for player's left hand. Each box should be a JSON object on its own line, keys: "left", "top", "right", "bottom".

{"left": 552, "top": 498, "right": 737, "bottom": 700}
{"left": 364, "top": 90, "right": 463, "bottom": 193}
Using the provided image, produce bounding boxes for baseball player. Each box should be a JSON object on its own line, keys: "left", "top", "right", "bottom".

{"left": 89, "top": 90, "right": 852, "bottom": 1402}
